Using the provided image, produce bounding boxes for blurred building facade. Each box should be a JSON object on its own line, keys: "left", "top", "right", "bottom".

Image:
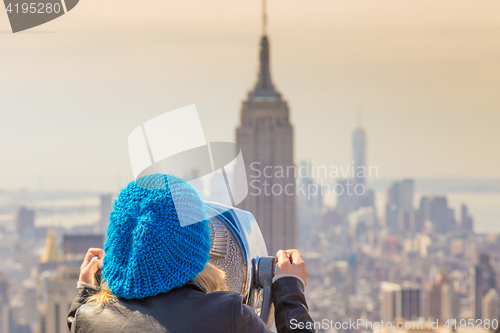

{"left": 16, "top": 208, "right": 35, "bottom": 240}
{"left": 96, "top": 194, "right": 113, "bottom": 235}
{"left": 381, "top": 281, "right": 421, "bottom": 322}
{"left": 470, "top": 254, "right": 496, "bottom": 320}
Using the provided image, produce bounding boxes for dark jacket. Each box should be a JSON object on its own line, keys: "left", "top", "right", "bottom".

{"left": 67, "top": 276, "right": 315, "bottom": 333}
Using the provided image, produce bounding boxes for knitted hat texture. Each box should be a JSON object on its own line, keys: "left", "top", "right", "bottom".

{"left": 102, "top": 174, "right": 211, "bottom": 299}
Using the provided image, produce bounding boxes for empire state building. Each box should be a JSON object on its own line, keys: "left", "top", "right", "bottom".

{"left": 236, "top": 1, "right": 296, "bottom": 255}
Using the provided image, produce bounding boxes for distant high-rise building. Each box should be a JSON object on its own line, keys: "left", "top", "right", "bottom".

{"left": 381, "top": 281, "right": 421, "bottom": 322}
{"left": 334, "top": 124, "right": 375, "bottom": 215}
{"left": 419, "top": 197, "right": 429, "bottom": 221}
{"left": 97, "top": 194, "right": 113, "bottom": 235}
{"left": 22, "top": 284, "right": 38, "bottom": 327}
{"left": 40, "top": 266, "right": 79, "bottom": 333}
{"left": 0, "top": 274, "right": 8, "bottom": 333}
{"left": 16, "top": 207, "right": 35, "bottom": 238}
{"left": 442, "top": 280, "right": 460, "bottom": 320}
{"left": 427, "top": 274, "right": 459, "bottom": 320}
{"left": 428, "top": 197, "right": 449, "bottom": 232}
{"left": 352, "top": 124, "right": 376, "bottom": 211}
{"left": 235, "top": 1, "right": 296, "bottom": 255}
{"left": 385, "top": 204, "right": 400, "bottom": 235}
{"left": 387, "top": 180, "right": 414, "bottom": 212}
{"left": 482, "top": 288, "right": 500, "bottom": 322}
{"left": 471, "top": 254, "right": 496, "bottom": 319}
{"left": 352, "top": 127, "right": 366, "bottom": 188}
{"left": 381, "top": 282, "right": 399, "bottom": 322}
{"left": 419, "top": 196, "right": 455, "bottom": 233}
{"left": 460, "top": 204, "right": 474, "bottom": 232}
{"left": 400, "top": 282, "right": 421, "bottom": 320}
{"left": 428, "top": 278, "right": 443, "bottom": 320}
{"left": 386, "top": 180, "right": 415, "bottom": 233}
{"left": 348, "top": 206, "right": 376, "bottom": 244}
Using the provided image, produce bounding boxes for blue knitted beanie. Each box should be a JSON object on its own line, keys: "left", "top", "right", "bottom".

{"left": 102, "top": 174, "right": 211, "bottom": 299}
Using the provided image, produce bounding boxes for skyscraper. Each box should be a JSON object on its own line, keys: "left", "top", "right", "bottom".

{"left": 387, "top": 179, "right": 414, "bottom": 212}
{"left": 441, "top": 280, "right": 460, "bottom": 320}
{"left": 386, "top": 179, "right": 415, "bottom": 233}
{"left": 16, "top": 206, "right": 35, "bottom": 239}
{"left": 97, "top": 194, "right": 113, "bottom": 235}
{"left": 427, "top": 273, "right": 459, "bottom": 320}
{"left": 351, "top": 123, "right": 375, "bottom": 211}
{"left": 419, "top": 196, "right": 454, "bottom": 233}
{"left": 236, "top": 0, "right": 296, "bottom": 255}
{"left": 0, "top": 274, "right": 8, "bottom": 333}
{"left": 460, "top": 204, "right": 474, "bottom": 232}
{"left": 352, "top": 126, "right": 366, "bottom": 188}
{"left": 471, "top": 253, "right": 496, "bottom": 320}
{"left": 381, "top": 281, "right": 421, "bottom": 322}
{"left": 482, "top": 288, "right": 499, "bottom": 322}
{"left": 40, "top": 266, "right": 80, "bottom": 333}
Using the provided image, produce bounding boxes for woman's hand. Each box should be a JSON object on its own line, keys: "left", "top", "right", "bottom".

{"left": 79, "top": 248, "right": 104, "bottom": 286}
{"left": 275, "top": 249, "right": 309, "bottom": 286}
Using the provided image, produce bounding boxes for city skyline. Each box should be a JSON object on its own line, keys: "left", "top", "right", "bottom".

{"left": 1, "top": 1, "right": 500, "bottom": 333}
{"left": 1, "top": 0, "right": 500, "bottom": 191}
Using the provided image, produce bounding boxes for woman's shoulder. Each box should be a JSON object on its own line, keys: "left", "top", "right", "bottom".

{"left": 75, "top": 289, "right": 244, "bottom": 328}
{"left": 175, "top": 288, "right": 244, "bottom": 313}
{"left": 73, "top": 288, "right": 268, "bottom": 333}
{"left": 75, "top": 299, "right": 170, "bottom": 333}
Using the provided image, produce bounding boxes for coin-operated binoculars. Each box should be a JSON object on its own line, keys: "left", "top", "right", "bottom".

{"left": 206, "top": 202, "right": 276, "bottom": 328}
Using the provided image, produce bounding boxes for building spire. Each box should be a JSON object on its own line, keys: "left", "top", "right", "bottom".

{"left": 262, "top": 0, "right": 267, "bottom": 36}
{"left": 248, "top": 0, "right": 281, "bottom": 101}
{"left": 40, "top": 229, "right": 61, "bottom": 263}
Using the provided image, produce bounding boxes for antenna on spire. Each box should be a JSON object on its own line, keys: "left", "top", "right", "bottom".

{"left": 262, "top": 0, "right": 267, "bottom": 35}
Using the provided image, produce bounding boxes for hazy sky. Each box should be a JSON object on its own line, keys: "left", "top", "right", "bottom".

{"left": 1, "top": 0, "right": 499, "bottom": 191}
